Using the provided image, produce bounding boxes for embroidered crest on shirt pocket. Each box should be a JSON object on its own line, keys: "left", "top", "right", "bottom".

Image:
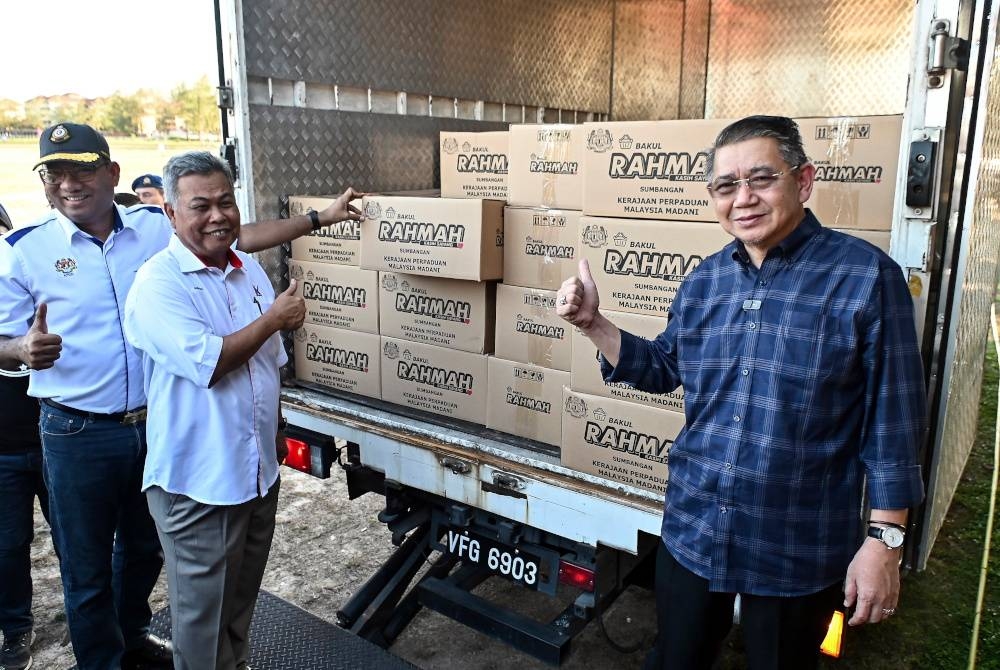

{"left": 54, "top": 257, "right": 77, "bottom": 276}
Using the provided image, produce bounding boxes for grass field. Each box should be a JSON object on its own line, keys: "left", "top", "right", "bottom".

{"left": 0, "top": 137, "right": 216, "bottom": 227}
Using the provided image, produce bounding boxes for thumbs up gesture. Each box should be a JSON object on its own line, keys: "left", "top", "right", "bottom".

{"left": 556, "top": 258, "right": 601, "bottom": 331}
{"left": 266, "top": 279, "right": 306, "bottom": 331}
{"left": 22, "top": 303, "right": 63, "bottom": 370}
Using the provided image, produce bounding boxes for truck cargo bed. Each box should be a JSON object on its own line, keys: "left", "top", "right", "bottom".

{"left": 282, "top": 385, "right": 663, "bottom": 554}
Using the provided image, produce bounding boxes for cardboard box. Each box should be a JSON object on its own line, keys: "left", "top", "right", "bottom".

{"left": 507, "top": 124, "right": 584, "bottom": 210}
{"left": 288, "top": 196, "right": 362, "bottom": 266}
{"left": 833, "top": 228, "right": 891, "bottom": 254}
{"left": 561, "top": 390, "right": 684, "bottom": 495}
{"left": 577, "top": 217, "right": 731, "bottom": 317}
{"left": 494, "top": 284, "right": 572, "bottom": 372}
{"left": 572, "top": 310, "right": 683, "bottom": 412}
{"left": 798, "top": 115, "right": 902, "bottom": 231}
{"left": 288, "top": 260, "right": 379, "bottom": 334}
{"left": 380, "top": 337, "right": 489, "bottom": 424}
{"left": 487, "top": 358, "right": 569, "bottom": 447}
{"left": 503, "top": 207, "right": 580, "bottom": 291}
{"left": 440, "top": 131, "right": 509, "bottom": 200}
{"left": 360, "top": 196, "right": 504, "bottom": 281}
{"left": 581, "top": 119, "right": 727, "bottom": 222}
{"left": 378, "top": 272, "right": 496, "bottom": 354}
{"left": 293, "top": 324, "right": 381, "bottom": 400}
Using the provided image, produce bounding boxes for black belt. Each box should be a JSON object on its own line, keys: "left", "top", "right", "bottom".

{"left": 42, "top": 399, "right": 147, "bottom": 425}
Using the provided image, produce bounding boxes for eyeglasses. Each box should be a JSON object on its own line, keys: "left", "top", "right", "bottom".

{"left": 707, "top": 165, "right": 801, "bottom": 198}
{"left": 38, "top": 163, "right": 107, "bottom": 185}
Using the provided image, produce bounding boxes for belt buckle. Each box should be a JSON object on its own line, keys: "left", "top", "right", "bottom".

{"left": 121, "top": 408, "right": 147, "bottom": 426}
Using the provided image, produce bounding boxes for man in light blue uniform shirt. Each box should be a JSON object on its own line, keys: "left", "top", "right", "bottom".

{"left": 124, "top": 151, "right": 303, "bottom": 670}
{"left": 0, "top": 123, "right": 363, "bottom": 670}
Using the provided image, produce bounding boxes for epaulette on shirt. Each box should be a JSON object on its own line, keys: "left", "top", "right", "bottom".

{"left": 4, "top": 221, "right": 50, "bottom": 247}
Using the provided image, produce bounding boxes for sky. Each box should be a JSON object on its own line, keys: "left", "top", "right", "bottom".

{"left": 4, "top": 0, "right": 219, "bottom": 101}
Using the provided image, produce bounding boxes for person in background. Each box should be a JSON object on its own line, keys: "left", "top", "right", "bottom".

{"left": 0, "top": 122, "right": 364, "bottom": 670}
{"left": 132, "top": 174, "right": 165, "bottom": 207}
{"left": 0, "top": 204, "right": 49, "bottom": 670}
{"left": 557, "top": 115, "right": 926, "bottom": 670}
{"left": 124, "top": 151, "right": 303, "bottom": 669}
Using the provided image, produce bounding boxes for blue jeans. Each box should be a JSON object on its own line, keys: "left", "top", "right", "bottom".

{"left": 0, "top": 449, "right": 50, "bottom": 637}
{"left": 40, "top": 404, "right": 163, "bottom": 670}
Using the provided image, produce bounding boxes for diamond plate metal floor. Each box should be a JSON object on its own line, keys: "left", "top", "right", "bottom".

{"left": 72, "top": 591, "right": 414, "bottom": 670}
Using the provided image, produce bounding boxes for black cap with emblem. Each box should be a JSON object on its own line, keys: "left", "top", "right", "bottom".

{"left": 34, "top": 122, "right": 112, "bottom": 170}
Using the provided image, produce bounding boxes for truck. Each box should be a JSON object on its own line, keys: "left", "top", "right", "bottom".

{"left": 212, "top": 0, "right": 1000, "bottom": 664}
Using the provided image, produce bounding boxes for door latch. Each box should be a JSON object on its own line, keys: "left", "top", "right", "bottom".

{"left": 906, "top": 140, "right": 937, "bottom": 208}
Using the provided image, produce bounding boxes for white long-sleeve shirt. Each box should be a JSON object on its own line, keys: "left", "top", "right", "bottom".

{"left": 124, "top": 234, "right": 286, "bottom": 505}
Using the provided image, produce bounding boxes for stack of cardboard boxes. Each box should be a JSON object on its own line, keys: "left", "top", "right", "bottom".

{"left": 485, "top": 125, "right": 586, "bottom": 447}
{"left": 289, "top": 114, "right": 902, "bottom": 494}
{"left": 360, "top": 194, "right": 503, "bottom": 424}
{"left": 288, "top": 196, "right": 383, "bottom": 400}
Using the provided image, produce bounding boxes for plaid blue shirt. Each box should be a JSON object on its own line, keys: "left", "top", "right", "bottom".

{"left": 604, "top": 211, "right": 926, "bottom": 596}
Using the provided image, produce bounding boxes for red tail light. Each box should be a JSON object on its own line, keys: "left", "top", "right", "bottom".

{"left": 284, "top": 437, "right": 310, "bottom": 473}
{"left": 558, "top": 560, "right": 595, "bottom": 592}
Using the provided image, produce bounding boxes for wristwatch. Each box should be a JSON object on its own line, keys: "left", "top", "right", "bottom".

{"left": 868, "top": 523, "right": 905, "bottom": 549}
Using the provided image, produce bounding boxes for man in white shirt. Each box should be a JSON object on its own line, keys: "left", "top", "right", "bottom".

{"left": 0, "top": 122, "right": 363, "bottom": 670}
{"left": 124, "top": 151, "right": 303, "bottom": 670}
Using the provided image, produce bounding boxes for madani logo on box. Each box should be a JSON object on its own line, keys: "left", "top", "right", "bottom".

{"left": 442, "top": 137, "right": 459, "bottom": 154}
{"left": 814, "top": 123, "right": 871, "bottom": 141}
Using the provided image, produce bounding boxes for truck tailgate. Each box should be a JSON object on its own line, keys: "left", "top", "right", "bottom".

{"left": 282, "top": 386, "right": 663, "bottom": 554}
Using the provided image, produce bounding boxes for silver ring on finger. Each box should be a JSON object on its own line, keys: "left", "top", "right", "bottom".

{"left": 881, "top": 608, "right": 896, "bottom": 616}
{"left": 559, "top": 296, "right": 567, "bottom": 306}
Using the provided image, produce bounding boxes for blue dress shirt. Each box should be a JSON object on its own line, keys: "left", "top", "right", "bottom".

{"left": 603, "top": 211, "right": 926, "bottom": 596}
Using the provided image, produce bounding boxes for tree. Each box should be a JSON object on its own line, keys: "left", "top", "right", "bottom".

{"left": 98, "top": 92, "right": 142, "bottom": 135}
{"left": 171, "top": 76, "right": 218, "bottom": 139}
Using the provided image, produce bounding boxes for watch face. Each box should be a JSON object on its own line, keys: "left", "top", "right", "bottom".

{"left": 882, "top": 526, "right": 905, "bottom": 548}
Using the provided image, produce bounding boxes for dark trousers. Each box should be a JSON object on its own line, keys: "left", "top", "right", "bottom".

{"left": 0, "top": 449, "right": 50, "bottom": 637}
{"left": 41, "top": 404, "right": 163, "bottom": 670}
{"left": 644, "top": 542, "right": 843, "bottom": 670}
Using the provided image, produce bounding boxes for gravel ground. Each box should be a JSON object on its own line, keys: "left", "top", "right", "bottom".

{"left": 25, "top": 466, "right": 656, "bottom": 670}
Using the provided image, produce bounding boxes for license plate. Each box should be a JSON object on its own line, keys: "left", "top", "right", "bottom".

{"left": 444, "top": 529, "right": 542, "bottom": 589}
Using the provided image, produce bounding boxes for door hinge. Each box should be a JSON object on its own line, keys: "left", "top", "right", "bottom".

{"left": 927, "top": 19, "right": 969, "bottom": 88}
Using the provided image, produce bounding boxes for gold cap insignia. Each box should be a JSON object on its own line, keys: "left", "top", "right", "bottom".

{"left": 50, "top": 125, "right": 70, "bottom": 143}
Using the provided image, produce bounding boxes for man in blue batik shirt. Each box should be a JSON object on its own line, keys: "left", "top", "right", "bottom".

{"left": 556, "top": 116, "right": 925, "bottom": 670}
